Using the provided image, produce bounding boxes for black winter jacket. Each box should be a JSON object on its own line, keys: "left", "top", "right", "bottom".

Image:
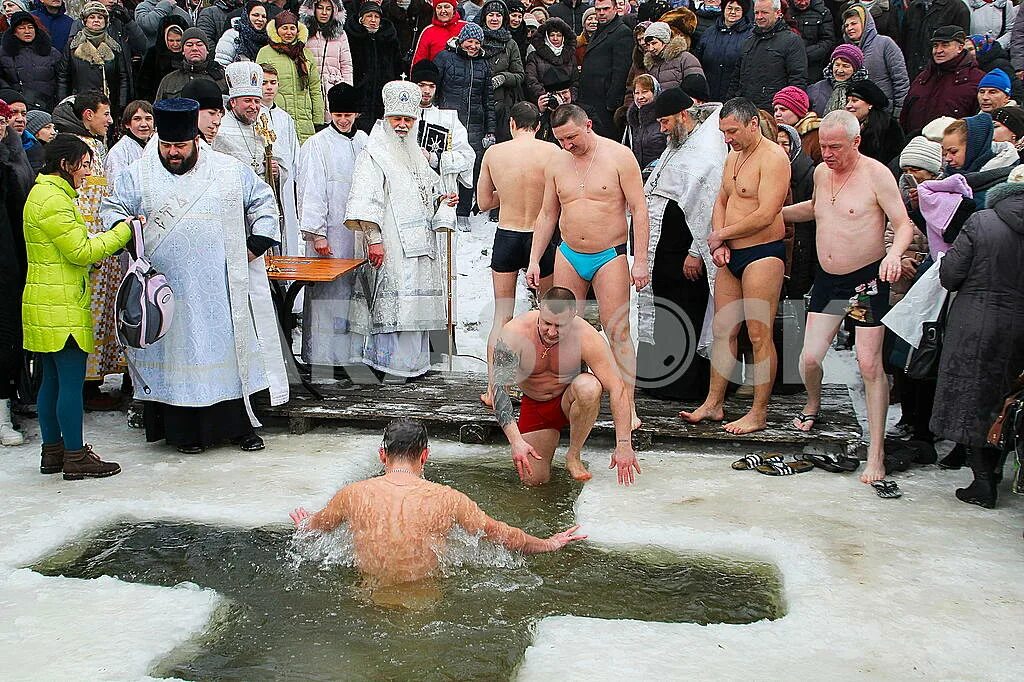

{"left": 792, "top": 0, "right": 834, "bottom": 82}
{"left": 69, "top": 4, "right": 148, "bottom": 63}
{"left": 523, "top": 17, "right": 578, "bottom": 101}
{"left": 579, "top": 15, "right": 633, "bottom": 124}
{"left": 731, "top": 18, "right": 808, "bottom": 111}
{"left": 695, "top": 13, "right": 752, "bottom": 102}
{"left": 931, "top": 181, "right": 1024, "bottom": 446}
{"left": 434, "top": 42, "right": 495, "bottom": 142}
{"left": 901, "top": 0, "right": 971, "bottom": 79}
{"left": 0, "top": 23, "right": 62, "bottom": 111}
{"left": 135, "top": 14, "right": 189, "bottom": 101}
{"left": 57, "top": 35, "right": 133, "bottom": 111}
{"left": 345, "top": 12, "right": 401, "bottom": 133}
{"left": 547, "top": 0, "right": 589, "bottom": 37}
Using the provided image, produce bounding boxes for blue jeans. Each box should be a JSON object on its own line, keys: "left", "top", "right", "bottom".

{"left": 36, "top": 337, "right": 88, "bottom": 451}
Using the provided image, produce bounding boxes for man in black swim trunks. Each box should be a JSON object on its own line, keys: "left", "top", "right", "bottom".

{"left": 782, "top": 110, "right": 915, "bottom": 485}
{"left": 478, "top": 103, "right": 561, "bottom": 406}
{"left": 680, "top": 98, "right": 792, "bottom": 435}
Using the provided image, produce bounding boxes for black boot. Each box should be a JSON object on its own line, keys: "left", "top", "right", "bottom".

{"left": 938, "top": 443, "right": 967, "bottom": 469}
{"left": 955, "top": 447, "right": 999, "bottom": 509}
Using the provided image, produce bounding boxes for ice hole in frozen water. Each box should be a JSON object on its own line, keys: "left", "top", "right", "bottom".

{"left": 31, "top": 459, "right": 785, "bottom": 680}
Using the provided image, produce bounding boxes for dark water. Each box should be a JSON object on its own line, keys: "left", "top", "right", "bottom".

{"left": 33, "top": 460, "right": 784, "bottom": 681}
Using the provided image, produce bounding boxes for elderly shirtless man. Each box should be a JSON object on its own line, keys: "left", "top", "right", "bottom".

{"left": 490, "top": 287, "right": 641, "bottom": 485}
{"left": 290, "top": 418, "right": 585, "bottom": 587}
{"left": 680, "top": 97, "right": 791, "bottom": 435}
{"left": 783, "top": 110, "right": 914, "bottom": 484}
{"left": 526, "top": 104, "right": 650, "bottom": 430}
{"left": 478, "top": 102, "right": 560, "bottom": 405}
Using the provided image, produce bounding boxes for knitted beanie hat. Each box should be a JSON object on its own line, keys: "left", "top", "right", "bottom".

{"left": 25, "top": 109, "right": 52, "bottom": 136}
{"left": 643, "top": 22, "right": 672, "bottom": 44}
{"left": 772, "top": 86, "right": 809, "bottom": 119}
{"left": 992, "top": 105, "right": 1024, "bottom": 139}
{"left": 978, "top": 68, "right": 1012, "bottom": 96}
{"left": 458, "top": 22, "right": 484, "bottom": 43}
{"left": 830, "top": 43, "right": 865, "bottom": 71}
{"left": 898, "top": 136, "right": 943, "bottom": 175}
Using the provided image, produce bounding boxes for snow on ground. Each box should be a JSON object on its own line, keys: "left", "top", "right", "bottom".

{"left": 2, "top": 216, "right": 1022, "bottom": 679}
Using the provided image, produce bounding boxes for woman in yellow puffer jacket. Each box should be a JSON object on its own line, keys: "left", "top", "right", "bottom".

{"left": 22, "top": 134, "right": 132, "bottom": 481}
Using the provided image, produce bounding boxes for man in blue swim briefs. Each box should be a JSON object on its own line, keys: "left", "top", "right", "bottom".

{"left": 679, "top": 97, "right": 791, "bottom": 435}
{"left": 526, "top": 104, "right": 651, "bottom": 429}
{"left": 782, "top": 110, "right": 915, "bottom": 486}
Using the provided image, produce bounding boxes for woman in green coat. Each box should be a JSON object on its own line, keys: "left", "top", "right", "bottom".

{"left": 22, "top": 134, "right": 132, "bottom": 481}
{"left": 256, "top": 10, "right": 324, "bottom": 142}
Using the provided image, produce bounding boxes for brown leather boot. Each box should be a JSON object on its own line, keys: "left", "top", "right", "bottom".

{"left": 40, "top": 441, "right": 65, "bottom": 475}
{"left": 62, "top": 444, "right": 121, "bottom": 480}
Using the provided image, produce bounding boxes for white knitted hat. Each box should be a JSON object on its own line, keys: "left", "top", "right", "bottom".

{"left": 382, "top": 80, "right": 421, "bottom": 119}
{"left": 225, "top": 62, "right": 264, "bottom": 100}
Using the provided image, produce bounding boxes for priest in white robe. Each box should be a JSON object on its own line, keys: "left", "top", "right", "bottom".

{"left": 214, "top": 62, "right": 300, "bottom": 255}
{"left": 101, "top": 98, "right": 289, "bottom": 454}
{"left": 344, "top": 79, "right": 455, "bottom": 380}
{"left": 637, "top": 91, "right": 726, "bottom": 401}
{"left": 296, "top": 82, "right": 368, "bottom": 371}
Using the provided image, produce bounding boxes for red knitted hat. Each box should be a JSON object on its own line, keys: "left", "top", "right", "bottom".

{"left": 772, "top": 86, "right": 809, "bottom": 119}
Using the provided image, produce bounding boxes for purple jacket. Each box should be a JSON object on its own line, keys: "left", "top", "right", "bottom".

{"left": 919, "top": 174, "right": 974, "bottom": 257}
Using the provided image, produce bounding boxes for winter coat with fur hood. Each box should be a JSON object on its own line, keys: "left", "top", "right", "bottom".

{"left": 301, "top": 0, "right": 353, "bottom": 120}
{"left": 0, "top": 18, "right": 62, "bottom": 111}
{"left": 642, "top": 35, "right": 704, "bottom": 94}
{"left": 524, "top": 17, "right": 578, "bottom": 101}
{"left": 930, "top": 179, "right": 1024, "bottom": 447}
{"left": 256, "top": 19, "right": 324, "bottom": 143}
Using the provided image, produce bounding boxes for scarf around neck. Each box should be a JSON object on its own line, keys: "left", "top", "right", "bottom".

{"left": 235, "top": 16, "right": 269, "bottom": 60}
{"left": 71, "top": 27, "right": 118, "bottom": 65}
{"left": 270, "top": 38, "right": 310, "bottom": 89}
{"left": 544, "top": 33, "right": 563, "bottom": 56}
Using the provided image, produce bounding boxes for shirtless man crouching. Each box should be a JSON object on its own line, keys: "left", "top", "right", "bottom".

{"left": 290, "top": 418, "right": 585, "bottom": 587}
{"left": 490, "top": 287, "right": 641, "bottom": 485}
{"left": 782, "top": 110, "right": 914, "bottom": 484}
{"left": 526, "top": 104, "right": 651, "bottom": 430}
{"left": 680, "top": 97, "right": 791, "bottom": 435}
{"left": 478, "top": 102, "right": 560, "bottom": 406}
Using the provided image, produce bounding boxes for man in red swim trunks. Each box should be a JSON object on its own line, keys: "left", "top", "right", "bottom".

{"left": 489, "top": 287, "right": 641, "bottom": 486}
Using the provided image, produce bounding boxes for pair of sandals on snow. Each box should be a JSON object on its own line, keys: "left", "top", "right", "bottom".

{"left": 731, "top": 452, "right": 902, "bottom": 498}
{"left": 732, "top": 452, "right": 859, "bottom": 476}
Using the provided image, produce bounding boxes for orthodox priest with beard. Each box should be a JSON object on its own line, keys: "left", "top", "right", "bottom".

{"left": 344, "top": 79, "right": 457, "bottom": 380}
{"left": 636, "top": 88, "right": 728, "bottom": 401}
{"left": 100, "top": 98, "right": 289, "bottom": 454}
{"left": 296, "top": 82, "right": 368, "bottom": 370}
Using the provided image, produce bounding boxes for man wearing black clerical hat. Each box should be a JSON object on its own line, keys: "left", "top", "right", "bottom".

{"left": 99, "top": 97, "right": 289, "bottom": 456}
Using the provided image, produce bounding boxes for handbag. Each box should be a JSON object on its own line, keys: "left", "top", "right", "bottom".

{"left": 905, "top": 294, "right": 950, "bottom": 380}
{"left": 987, "top": 373, "right": 1024, "bottom": 449}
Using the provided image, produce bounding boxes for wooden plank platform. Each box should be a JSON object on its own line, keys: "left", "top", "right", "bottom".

{"left": 256, "top": 371, "right": 862, "bottom": 453}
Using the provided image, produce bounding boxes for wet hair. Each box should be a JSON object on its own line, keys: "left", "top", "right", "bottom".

{"left": 120, "top": 100, "right": 153, "bottom": 127}
{"left": 550, "top": 103, "right": 589, "bottom": 128}
{"left": 72, "top": 90, "right": 110, "bottom": 120}
{"left": 540, "top": 286, "right": 578, "bottom": 314}
{"left": 509, "top": 101, "right": 540, "bottom": 130}
{"left": 943, "top": 118, "right": 968, "bottom": 142}
{"left": 720, "top": 97, "right": 759, "bottom": 126}
{"left": 261, "top": 62, "right": 279, "bottom": 77}
{"left": 41, "top": 134, "right": 93, "bottom": 182}
{"left": 382, "top": 418, "right": 429, "bottom": 461}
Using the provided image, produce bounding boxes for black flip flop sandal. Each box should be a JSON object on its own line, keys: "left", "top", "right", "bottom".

{"left": 732, "top": 453, "right": 784, "bottom": 470}
{"left": 806, "top": 453, "right": 860, "bottom": 473}
{"left": 756, "top": 460, "right": 814, "bottom": 476}
{"left": 793, "top": 413, "right": 826, "bottom": 431}
{"left": 872, "top": 480, "right": 903, "bottom": 499}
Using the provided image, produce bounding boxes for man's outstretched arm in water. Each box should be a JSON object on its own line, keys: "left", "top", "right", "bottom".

{"left": 290, "top": 486, "right": 586, "bottom": 554}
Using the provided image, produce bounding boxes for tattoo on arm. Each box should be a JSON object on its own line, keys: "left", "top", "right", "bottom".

{"left": 493, "top": 384, "right": 515, "bottom": 427}
{"left": 492, "top": 339, "right": 519, "bottom": 427}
